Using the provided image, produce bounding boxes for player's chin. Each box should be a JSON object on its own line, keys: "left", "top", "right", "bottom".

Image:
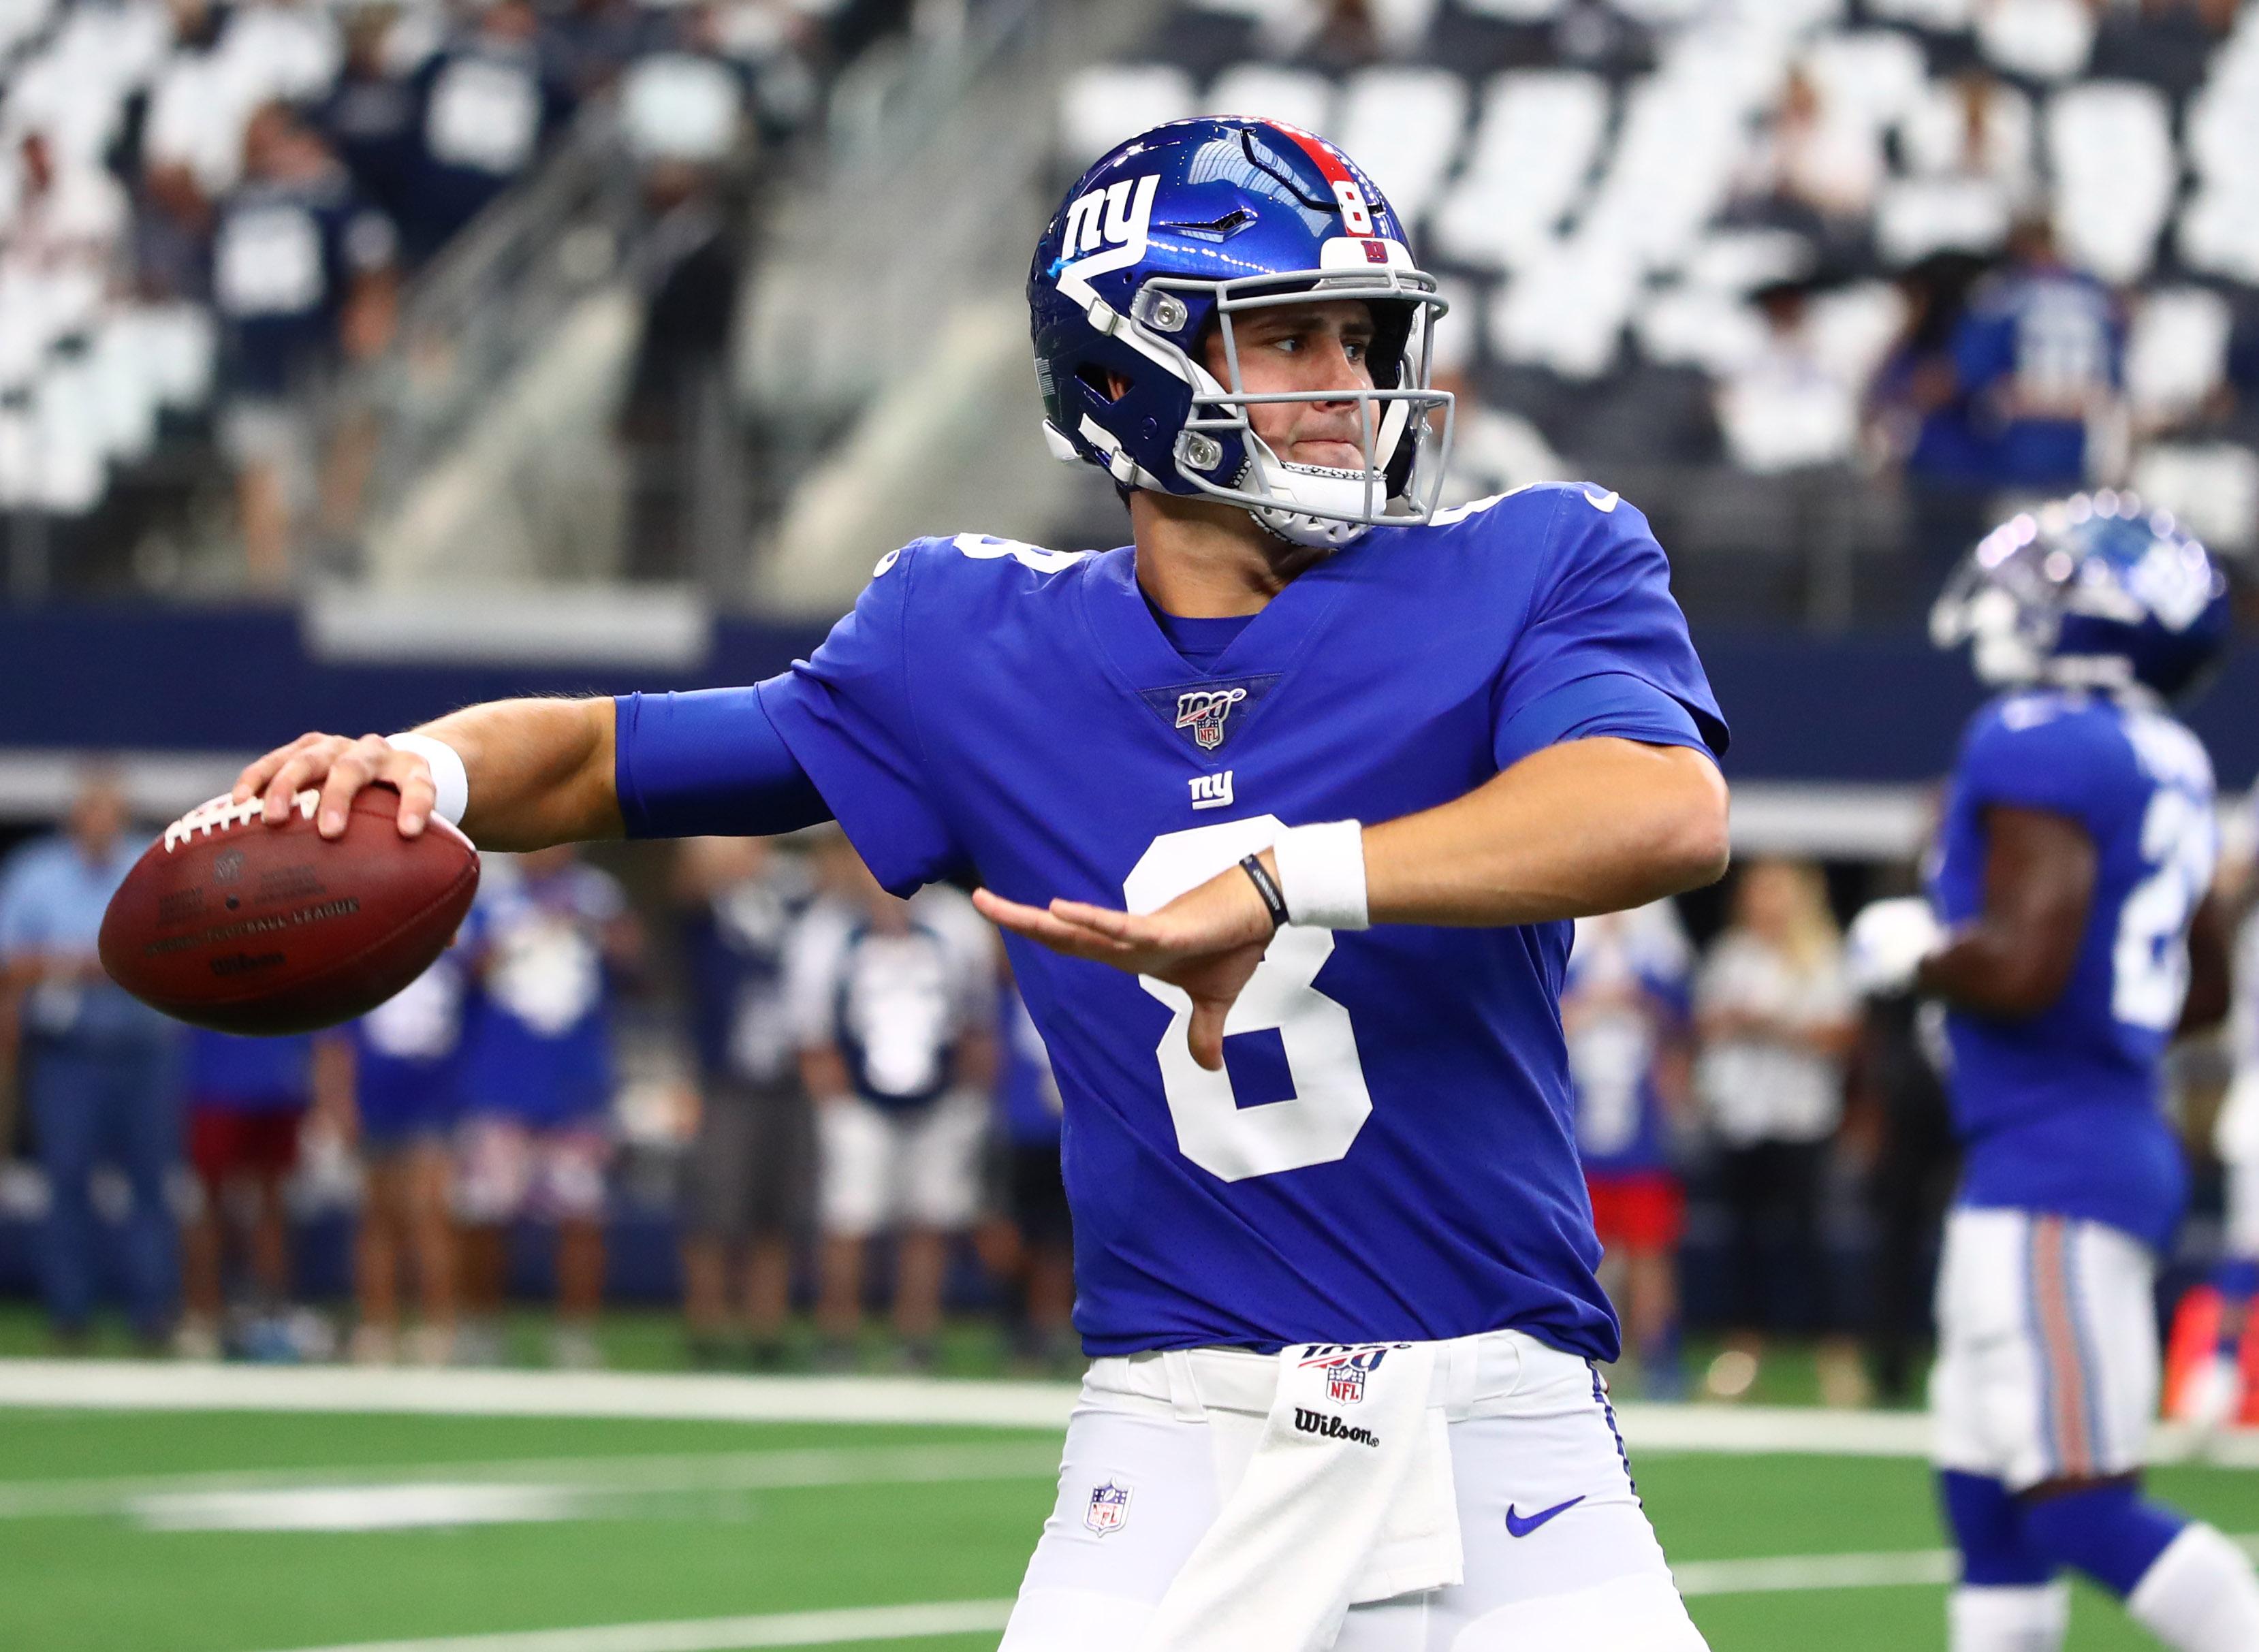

{"left": 1285, "top": 441, "right": 1365, "bottom": 471}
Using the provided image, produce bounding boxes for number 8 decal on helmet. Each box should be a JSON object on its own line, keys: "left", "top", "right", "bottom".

{"left": 1333, "top": 179, "right": 1374, "bottom": 237}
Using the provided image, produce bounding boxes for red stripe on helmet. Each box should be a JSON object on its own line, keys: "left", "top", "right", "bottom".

{"left": 1261, "top": 120, "right": 1357, "bottom": 189}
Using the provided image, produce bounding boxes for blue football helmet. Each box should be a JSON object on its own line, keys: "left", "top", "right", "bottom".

{"left": 1028, "top": 118, "right": 1453, "bottom": 548}
{"left": 1931, "top": 491, "right": 2232, "bottom": 701}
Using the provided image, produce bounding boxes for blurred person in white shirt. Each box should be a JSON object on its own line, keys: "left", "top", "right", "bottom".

{"left": 787, "top": 833, "right": 996, "bottom": 1372}
{"left": 1695, "top": 858, "right": 1863, "bottom": 1403}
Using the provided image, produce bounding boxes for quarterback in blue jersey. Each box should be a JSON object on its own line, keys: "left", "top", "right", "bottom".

{"left": 1851, "top": 492, "right": 2256, "bottom": 1652}
{"left": 227, "top": 119, "right": 1729, "bottom": 1650}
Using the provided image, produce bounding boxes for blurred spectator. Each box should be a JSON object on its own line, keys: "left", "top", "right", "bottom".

{"left": 1904, "top": 69, "right": 2036, "bottom": 208}
{"left": 1950, "top": 215, "right": 2125, "bottom": 499}
{"left": 315, "top": 7, "right": 422, "bottom": 229}
{"left": 3, "top": 131, "right": 129, "bottom": 315}
{"left": 0, "top": 772, "right": 177, "bottom": 1352}
{"left": 1868, "top": 251, "right": 1997, "bottom": 571}
{"left": 674, "top": 835, "right": 813, "bottom": 1369}
{"left": 402, "top": 0, "right": 574, "bottom": 262}
{"left": 1565, "top": 900, "right": 1694, "bottom": 1401}
{"left": 546, "top": 0, "right": 656, "bottom": 101}
{"left": 1693, "top": 859, "right": 1861, "bottom": 1404}
{"left": 344, "top": 951, "right": 471, "bottom": 1366}
{"left": 455, "top": 845, "right": 640, "bottom": 1369}
{"left": 619, "top": 161, "right": 744, "bottom": 579}
{"left": 1718, "top": 279, "right": 1861, "bottom": 476}
{"left": 992, "top": 970, "right": 1073, "bottom": 1375}
{"left": 789, "top": 834, "right": 995, "bottom": 1372}
{"left": 1739, "top": 65, "right": 1882, "bottom": 239}
{"left": 179, "top": 1027, "right": 349, "bottom": 1360}
{"left": 212, "top": 102, "right": 398, "bottom": 588}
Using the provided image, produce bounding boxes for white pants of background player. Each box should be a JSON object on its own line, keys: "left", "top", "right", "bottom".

{"left": 1000, "top": 1329, "right": 1707, "bottom": 1652}
{"left": 815, "top": 1090, "right": 986, "bottom": 1238}
{"left": 1933, "top": 1207, "right": 2259, "bottom": 1651}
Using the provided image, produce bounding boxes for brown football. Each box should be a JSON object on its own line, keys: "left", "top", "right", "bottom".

{"left": 99, "top": 786, "right": 479, "bottom": 1036}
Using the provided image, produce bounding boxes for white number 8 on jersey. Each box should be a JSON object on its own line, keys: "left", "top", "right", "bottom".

{"left": 1124, "top": 821, "right": 1373, "bottom": 1182}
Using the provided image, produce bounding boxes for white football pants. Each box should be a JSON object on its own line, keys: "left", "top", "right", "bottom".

{"left": 1000, "top": 1329, "right": 1708, "bottom": 1652}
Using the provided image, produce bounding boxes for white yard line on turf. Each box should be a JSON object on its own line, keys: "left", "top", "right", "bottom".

{"left": 0, "top": 1442, "right": 1067, "bottom": 1521}
{"left": 248, "top": 1536, "right": 2259, "bottom": 1652}
{"left": 7, "top": 1359, "right": 2259, "bottom": 1466}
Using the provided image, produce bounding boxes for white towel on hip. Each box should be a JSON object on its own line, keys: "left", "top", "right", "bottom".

{"left": 1131, "top": 1340, "right": 1464, "bottom": 1652}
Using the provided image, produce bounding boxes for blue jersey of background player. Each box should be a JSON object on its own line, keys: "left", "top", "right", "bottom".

{"left": 1853, "top": 493, "right": 2257, "bottom": 1652}
{"left": 351, "top": 944, "right": 474, "bottom": 1149}
{"left": 232, "top": 116, "right": 1734, "bottom": 1648}
{"left": 458, "top": 846, "right": 628, "bottom": 1128}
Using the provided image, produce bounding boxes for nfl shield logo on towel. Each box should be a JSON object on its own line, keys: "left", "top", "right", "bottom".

{"left": 1085, "top": 1480, "right": 1132, "bottom": 1536}
{"left": 1327, "top": 1364, "right": 1367, "bottom": 1405}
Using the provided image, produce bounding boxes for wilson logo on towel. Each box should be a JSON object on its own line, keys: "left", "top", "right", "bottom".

{"left": 1293, "top": 1408, "right": 1380, "bottom": 1448}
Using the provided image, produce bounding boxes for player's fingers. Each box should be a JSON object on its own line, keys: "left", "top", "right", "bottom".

{"left": 379, "top": 749, "right": 438, "bottom": 838}
{"left": 1188, "top": 997, "right": 1230, "bottom": 1073}
{"left": 262, "top": 737, "right": 351, "bottom": 823}
{"left": 315, "top": 735, "right": 390, "bottom": 839}
{"left": 975, "top": 890, "right": 1135, "bottom": 964}
{"left": 232, "top": 731, "right": 327, "bottom": 806}
{"left": 1043, "top": 900, "right": 1154, "bottom": 944}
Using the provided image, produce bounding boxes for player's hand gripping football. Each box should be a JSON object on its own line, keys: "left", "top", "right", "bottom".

{"left": 232, "top": 733, "right": 438, "bottom": 840}
{"left": 974, "top": 863, "right": 1278, "bottom": 1074}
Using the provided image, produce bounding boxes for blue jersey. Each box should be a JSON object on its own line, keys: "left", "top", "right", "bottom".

{"left": 618, "top": 484, "right": 1726, "bottom": 1359}
{"left": 458, "top": 858, "right": 625, "bottom": 1126}
{"left": 683, "top": 859, "right": 810, "bottom": 1088}
{"left": 1931, "top": 690, "right": 2217, "bottom": 1249}
{"left": 351, "top": 950, "right": 472, "bottom": 1142}
{"left": 1564, "top": 903, "right": 1692, "bottom": 1177}
{"left": 187, "top": 1028, "right": 313, "bottom": 1112}
{"left": 1001, "top": 985, "right": 1064, "bottom": 1149}
{"left": 1952, "top": 266, "right": 2122, "bottom": 489}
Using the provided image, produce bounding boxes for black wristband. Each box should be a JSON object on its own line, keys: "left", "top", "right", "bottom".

{"left": 1239, "top": 853, "right": 1289, "bottom": 932}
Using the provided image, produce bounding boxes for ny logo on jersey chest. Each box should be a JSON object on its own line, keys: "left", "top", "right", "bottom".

{"left": 1188, "top": 770, "right": 1235, "bottom": 811}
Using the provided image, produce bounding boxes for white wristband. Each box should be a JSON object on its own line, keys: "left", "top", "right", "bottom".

{"left": 1271, "top": 820, "right": 1369, "bottom": 932}
{"left": 385, "top": 731, "right": 469, "bottom": 827}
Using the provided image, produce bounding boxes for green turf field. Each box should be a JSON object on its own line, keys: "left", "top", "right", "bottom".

{"left": 3, "top": 1390, "right": 2257, "bottom": 1652}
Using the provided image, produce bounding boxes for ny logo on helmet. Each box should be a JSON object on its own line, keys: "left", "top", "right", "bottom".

{"left": 1175, "top": 687, "right": 1248, "bottom": 751}
{"left": 1060, "top": 174, "right": 1159, "bottom": 261}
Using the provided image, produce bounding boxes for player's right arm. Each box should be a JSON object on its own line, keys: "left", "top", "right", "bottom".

{"left": 233, "top": 698, "right": 623, "bottom": 850}
{"left": 1916, "top": 804, "right": 2095, "bottom": 1018}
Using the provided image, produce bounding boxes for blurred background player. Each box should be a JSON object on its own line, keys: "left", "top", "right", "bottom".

{"left": 787, "top": 833, "right": 995, "bottom": 1373}
{"left": 178, "top": 1026, "right": 348, "bottom": 1360}
{"left": 454, "top": 845, "right": 639, "bottom": 1369}
{"left": 0, "top": 772, "right": 178, "bottom": 1352}
{"left": 1693, "top": 857, "right": 1864, "bottom": 1404}
{"left": 990, "top": 964, "right": 1074, "bottom": 1377}
{"left": 673, "top": 833, "right": 812, "bottom": 1370}
{"left": 1859, "top": 494, "right": 2259, "bottom": 1651}
{"left": 1565, "top": 899, "right": 1694, "bottom": 1400}
{"left": 344, "top": 949, "right": 472, "bottom": 1366}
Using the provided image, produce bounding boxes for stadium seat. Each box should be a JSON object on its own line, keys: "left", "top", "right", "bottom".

{"left": 91, "top": 313, "right": 160, "bottom": 466}
{"left": 1976, "top": 0, "right": 2096, "bottom": 82}
{"left": 1453, "top": 0, "right": 1566, "bottom": 18}
{"left": 1874, "top": 176, "right": 2011, "bottom": 264}
{"left": 1581, "top": 70, "right": 1743, "bottom": 274}
{"left": 2123, "top": 286, "right": 2232, "bottom": 430}
{"left": 1057, "top": 65, "right": 1197, "bottom": 170}
{"left": 1203, "top": 64, "right": 1336, "bottom": 140}
{"left": 2131, "top": 441, "right": 2259, "bottom": 555}
{"left": 1682, "top": 228, "right": 1821, "bottom": 296}
{"left": 216, "top": 0, "right": 342, "bottom": 108}
{"left": 2179, "top": 187, "right": 2259, "bottom": 287}
{"left": 1336, "top": 67, "right": 1466, "bottom": 234}
{"left": 1489, "top": 236, "right": 1637, "bottom": 379}
{"left": 1801, "top": 31, "right": 1929, "bottom": 144}
{"left": 2047, "top": 81, "right": 2175, "bottom": 284}
{"left": 1633, "top": 283, "right": 1767, "bottom": 377}
{"left": 142, "top": 301, "right": 217, "bottom": 412}
{"left": 620, "top": 54, "right": 745, "bottom": 163}
{"left": 32, "top": 358, "right": 106, "bottom": 515}
{"left": 144, "top": 52, "right": 259, "bottom": 195}
{"left": 1431, "top": 71, "right": 1609, "bottom": 273}
{"left": 1865, "top": 0, "right": 1973, "bottom": 31}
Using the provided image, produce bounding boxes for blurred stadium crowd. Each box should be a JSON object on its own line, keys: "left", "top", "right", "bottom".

{"left": 5, "top": 765, "right": 2252, "bottom": 1409}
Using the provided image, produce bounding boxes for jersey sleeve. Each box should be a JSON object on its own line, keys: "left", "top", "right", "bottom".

{"left": 614, "top": 686, "right": 833, "bottom": 840}
{"left": 1955, "top": 699, "right": 2130, "bottom": 833}
{"left": 1491, "top": 488, "right": 1729, "bottom": 772}
{"left": 757, "top": 546, "right": 966, "bottom": 896}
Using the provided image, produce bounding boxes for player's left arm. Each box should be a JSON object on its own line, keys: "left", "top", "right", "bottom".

{"left": 1914, "top": 803, "right": 2094, "bottom": 1019}
{"left": 978, "top": 738, "right": 1726, "bottom": 1071}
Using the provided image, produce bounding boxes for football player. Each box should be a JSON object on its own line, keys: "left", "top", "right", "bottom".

{"left": 227, "top": 120, "right": 1729, "bottom": 1649}
{"left": 1849, "top": 494, "right": 2257, "bottom": 1651}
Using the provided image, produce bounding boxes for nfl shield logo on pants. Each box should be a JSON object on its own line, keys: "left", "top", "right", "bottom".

{"left": 1085, "top": 1480, "right": 1132, "bottom": 1536}
{"left": 1327, "top": 1365, "right": 1367, "bottom": 1404}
